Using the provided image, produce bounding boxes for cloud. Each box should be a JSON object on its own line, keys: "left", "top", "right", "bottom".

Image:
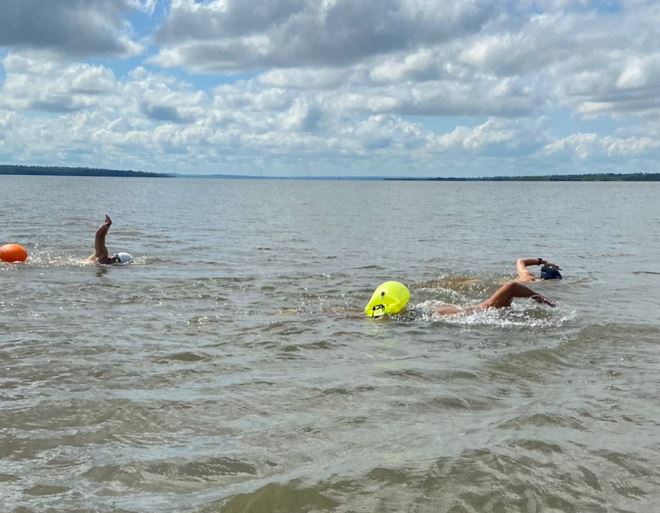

{"left": 140, "top": 102, "right": 188, "bottom": 123}
{"left": 280, "top": 98, "right": 322, "bottom": 131}
{"left": 0, "top": 52, "right": 118, "bottom": 112}
{"left": 152, "top": 0, "right": 494, "bottom": 72}
{"left": 258, "top": 68, "right": 350, "bottom": 90}
{"left": 369, "top": 49, "right": 443, "bottom": 83}
{"left": 126, "top": 67, "right": 208, "bottom": 123}
{"left": 602, "top": 135, "right": 660, "bottom": 156}
{"left": 3, "top": 0, "right": 660, "bottom": 176}
{"left": 616, "top": 54, "right": 660, "bottom": 89}
{"left": 435, "top": 119, "right": 526, "bottom": 152}
{"left": 0, "top": 0, "right": 143, "bottom": 58}
{"left": 543, "top": 132, "right": 660, "bottom": 160}
{"left": 542, "top": 2, "right": 660, "bottom": 117}
{"left": 460, "top": 33, "right": 539, "bottom": 76}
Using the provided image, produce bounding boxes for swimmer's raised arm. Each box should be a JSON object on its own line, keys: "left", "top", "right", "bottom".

{"left": 516, "top": 258, "right": 539, "bottom": 282}
{"left": 516, "top": 257, "right": 561, "bottom": 282}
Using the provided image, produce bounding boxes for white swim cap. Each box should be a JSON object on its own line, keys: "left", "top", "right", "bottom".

{"left": 113, "top": 252, "right": 134, "bottom": 265}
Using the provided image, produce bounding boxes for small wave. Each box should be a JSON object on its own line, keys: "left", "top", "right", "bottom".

{"left": 200, "top": 481, "right": 337, "bottom": 513}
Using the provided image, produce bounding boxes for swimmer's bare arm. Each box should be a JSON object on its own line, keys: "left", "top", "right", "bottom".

{"left": 435, "top": 281, "right": 555, "bottom": 316}
{"left": 516, "top": 257, "right": 561, "bottom": 282}
{"left": 480, "top": 281, "right": 555, "bottom": 308}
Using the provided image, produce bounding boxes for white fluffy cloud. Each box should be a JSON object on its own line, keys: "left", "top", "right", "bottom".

{"left": 1, "top": 0, "right": 660, "bottom": 176}
{"left": 1, "top": 52, "right": 117, "bottom": 112}
{"left": 543, "top": 132, "right": 660, "bottom": 160}
{"left": 152, "top": 0, "right": 495, "bottom": 72}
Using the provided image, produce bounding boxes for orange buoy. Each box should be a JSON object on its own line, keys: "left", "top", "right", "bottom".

{"left": 0, "top": 243, "right": 29, "bottom": 263}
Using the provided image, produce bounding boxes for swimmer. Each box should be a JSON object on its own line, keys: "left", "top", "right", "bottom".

{"left": 366, "top": 277, "right": 556, "bottom": 318}
{"left": 434, "top": 281, "right": 555, "bottom": 316}
{"left": 89, "top": 215, "right": 118, "bottom": 265}
{"left": 515, "top": 257, "right": 562, "bottom": 282}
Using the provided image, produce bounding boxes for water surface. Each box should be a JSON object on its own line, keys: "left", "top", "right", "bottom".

{"left": 1, "top": 176, "right": 659, "bottom": 512}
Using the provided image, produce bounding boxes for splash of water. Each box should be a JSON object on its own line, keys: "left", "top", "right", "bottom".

{"left": 409, "top": 300, "right": 575, "bottom": 328}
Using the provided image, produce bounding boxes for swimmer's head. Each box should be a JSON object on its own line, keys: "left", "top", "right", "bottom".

{"left": 540, "top": 266, "right": 562, "bottom": 280}
{"left": 112, "top": 252, "right": 134, "bottom": 265}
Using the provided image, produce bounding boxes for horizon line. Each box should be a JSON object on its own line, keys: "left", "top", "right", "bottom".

{"left": 1, "top": 164, "right": 659, "bottom": 181}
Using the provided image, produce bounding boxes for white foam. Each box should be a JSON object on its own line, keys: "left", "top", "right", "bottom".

{"left": 7, "top": 251, "right": 145, "bottom": 268}
{"left": 410, "top": 300, "right": 575, "bottom": 329}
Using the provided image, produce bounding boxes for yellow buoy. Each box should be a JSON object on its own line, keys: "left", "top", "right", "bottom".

{"left": 364, "top": 281, "right": 410, "bottom": 318}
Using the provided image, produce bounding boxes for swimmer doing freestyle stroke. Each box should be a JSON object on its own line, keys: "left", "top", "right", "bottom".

{"left": 433, "top": 256, "right": 561, "bottom": 316}
{"left": 88, "top": 215, "right": 133, "bottom": 265}
{"left": 366, "top": 273, "right": 557, "bottom": 318}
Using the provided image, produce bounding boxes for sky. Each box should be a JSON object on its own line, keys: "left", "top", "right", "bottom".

{"left": 1, "top": 0, "right": 659, "bottom": 177}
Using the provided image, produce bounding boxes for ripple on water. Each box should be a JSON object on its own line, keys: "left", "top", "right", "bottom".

{"left": 23, "top": 483, "right": 71, "bottom": 496}
{"left": 199, "top": 481, "right": 338, "bottom": 513}
{"left": 247, "top": 442, "right": 648, "bottom": 513}
{"left": 152, "top": 351, "right": 212, "bottom": 363}
{"left": 84, "top": 456, "right": 259, "bottom": 493}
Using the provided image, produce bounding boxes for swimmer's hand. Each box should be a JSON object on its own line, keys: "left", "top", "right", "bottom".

{"left": 531, "top": 294, "right": 556, "bottom": 307}
{"left": 104, "top": 214, "right": 112, "bottom": 227}
{"left": 542, "top": 259, "right": 561, "bottom": 270}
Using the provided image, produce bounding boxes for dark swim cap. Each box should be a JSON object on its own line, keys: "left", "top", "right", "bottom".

{"left": 540, "top": 266, "right": 562, "bottom": 280}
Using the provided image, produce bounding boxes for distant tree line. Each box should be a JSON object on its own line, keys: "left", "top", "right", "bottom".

{"left": 389, "top": 172, "right": 660, "bottom": 181}
{"left": 2, "top": 164, "right": 658, "bottom": 181}
{"left": 0, "top": 164, "right": 173, "bottom": 178}
{"left": 479, "top": 172, "right": 660, "bottom": 181}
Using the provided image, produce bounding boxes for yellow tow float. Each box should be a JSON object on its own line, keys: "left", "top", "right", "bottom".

{"left": 364, "top": 281, "right": 410, "bottom": 318}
